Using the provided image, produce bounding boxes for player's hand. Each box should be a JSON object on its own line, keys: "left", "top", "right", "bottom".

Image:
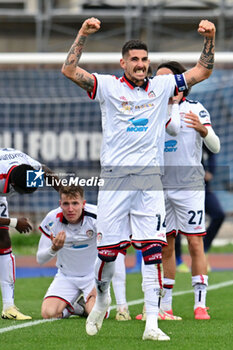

{"left": 79, "top": 17, "right": 101, "bottom": 36}
{"left": 16, "top": 218, "right": 33, "bottom": 234}
{"left": 172, "top": 91, "right": 183, "bottom": 104}
{"left": 198, "top": 20, "right": 216, "bottom": 38}
{"left": 51, "top": 231, "right": 66, "bottom": 251}
{"left": 184, "top": 111, "right": 208, "bottom": 137}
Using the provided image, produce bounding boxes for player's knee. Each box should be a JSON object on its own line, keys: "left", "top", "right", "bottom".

{"left": 98, "top": 248, "right": 118, "bottom": 262}
{"left": 187, "top": 237, "right": 202, "bottom": 256}
{"left": 41, "top": 307, "right": 52, "bottom": 319}
{"left": 41, "top": 303, "right": 58, "bottom": 319}
{"left": 141, "top": 243, "right": 162, "bottom": 265}
{"left": 41, "top": 308, "right": 60, "bottom": 319}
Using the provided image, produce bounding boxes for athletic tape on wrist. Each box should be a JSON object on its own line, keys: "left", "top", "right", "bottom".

{"left": 9, "top": 218, "right": 18, "bottom": 228}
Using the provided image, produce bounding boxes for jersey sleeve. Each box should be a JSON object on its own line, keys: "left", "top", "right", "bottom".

{"left": 87, "top": 73, "right": 117, "bottom": 103}
{"left": 151, "top": 74, "right": 185, "bottom": 99}
{"left": 166, "top": 104, "right": 181, "bottom": 136}
{"left": 39, "top": 211, "right": 55, "bottom": 238}
{"left": 196, "top": 102, "right": 211, "bottom": 126}
{"left": 37, "top": 210, "right": 58, "bottom": 264}
{"left": 36, "top": 233, "right": 57, "bottom": 265}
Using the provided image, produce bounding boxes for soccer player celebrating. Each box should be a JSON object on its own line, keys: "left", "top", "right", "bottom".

{"left": 156, "top": 61, "right": 220, "bottom": 320}
{"left": 0, "top": 147, "right": 59, "bottom": 320}
{"left": 62, "top": 18, "right": 216, "bottom": 341}
{"left": 37, "top": 185, "right": 98, "bottom": 319}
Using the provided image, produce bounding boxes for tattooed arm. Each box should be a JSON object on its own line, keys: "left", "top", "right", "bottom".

{"left": 184, "top": 20, "right": 216, "bottom": 88}
{"left": 61, "top": 17, "right": 101, "bottom": 92}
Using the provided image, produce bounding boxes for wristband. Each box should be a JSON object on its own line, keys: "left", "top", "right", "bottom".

{"left": 9, "top": 218, "right": 18, "bottom": 228}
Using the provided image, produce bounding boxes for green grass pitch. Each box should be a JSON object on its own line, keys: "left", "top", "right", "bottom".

{"left": 1, "top": 271, "right": 233, "bottom": 350}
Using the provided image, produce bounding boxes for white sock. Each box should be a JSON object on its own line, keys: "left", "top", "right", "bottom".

{"left": 142, "top": 263, "right": 163, "bottom": 330}
{"left": 194, "top": 284, "right": 207, "bottom": 309}
{"left": 0, "top": 252, "right": 15, "bottom": 310}
{"left": 161, "top": 278, "right": 175, "bottom": 311}
{"left": 192, "top": 275, "right": 208, "bottom": 309}
{"left": 94, "top": 258, "right": 115, "bottom": 312}
{"left": 112, "top": 253, "right": 127, "bottom": 308}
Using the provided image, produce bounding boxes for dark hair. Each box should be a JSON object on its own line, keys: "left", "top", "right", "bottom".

{"left": 59, "top": 184, "right": 84, "bottom": 199}
{"left": 122, "top": 39, "right": 148, "bottom": 57}
{"left": 157, "top": 61, "right": 190, "bottom": 96}
{"left": 10, "top": 164, "right": 37, "bottom": 194}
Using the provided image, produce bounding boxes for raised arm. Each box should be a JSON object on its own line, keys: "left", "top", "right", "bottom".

{"left": 61, "top": 17, "right": 101, "bottom": 92}
{"left": 184, "top": 20, "right": 216, "bottom": 88}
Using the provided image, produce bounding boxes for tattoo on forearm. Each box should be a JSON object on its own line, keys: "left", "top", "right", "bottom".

{"left": 64, "top": 35, "right": 87, "bottom": 67}
{"left": 76, "top": 73, "right": 94, "bottom": 91}
{"left": 199, "top": 37, "right": 215, "bottom": 70}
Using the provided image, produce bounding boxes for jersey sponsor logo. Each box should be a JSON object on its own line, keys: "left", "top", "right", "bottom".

{"left": 97, "top": 232, "right": 102, "bottom": 243}
{"left": 157, "top": 232, "right": 166, "bottom": 239}
{"left": 199, "top": 110, "right": 208, "bottom": 118}
{"left": 86, "top": 229, "right": 94, "bottom": 238}
{"left": 120, "top": 101, "right": 134, "bottom": 114}
{"left": 120, "top": 101, "right": 155, "bottom": 115}
{"left": 127, "top": 118, "right": 149, "bottom": 132}
{"left": 0, "top": 152, "right": 26, "bottom": 161}
{"left": 194, "top": 225, "right": 203, "bottom": 230}
{"left": 120, "top": 96, "right": 127, "bottom": 101}
{"left": 164, "top": 140, "right": 177, "bottom": 152}
{"left": 72, "top": 244, "right": 89, "bottom": 249}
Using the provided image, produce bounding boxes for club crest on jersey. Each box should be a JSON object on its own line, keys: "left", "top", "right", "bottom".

{"left": 148, "top": 90, "right": 155, "bottom": 98}
{"left": 86, "top": 229, "right": 94, "bottom": 238}
{"left": 97, "top": 232, "right": 102, "bottom": 243}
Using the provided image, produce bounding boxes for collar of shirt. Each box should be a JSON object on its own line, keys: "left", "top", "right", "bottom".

{"left": 122, "top": 74, "right": 149, "bottom": 91}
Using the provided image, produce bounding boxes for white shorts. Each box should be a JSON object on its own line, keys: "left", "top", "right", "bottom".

{"left": 0, "top": 197, "right": 9, "bottom": 228}
{"left": 44, "top": 270, "right": 95, "bottom": 305}
{"left": 97, "top": 174, "right": 167, "bottom": 249}
{"left": 164, "top": 189, "right": 206, "bottom": 236}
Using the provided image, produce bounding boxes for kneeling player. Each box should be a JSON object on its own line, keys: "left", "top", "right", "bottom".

{"left": 37, "top": 185, "right": 97, "bottom": 319}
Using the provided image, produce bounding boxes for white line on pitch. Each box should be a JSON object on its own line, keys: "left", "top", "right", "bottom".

{"left": 1, "top": 279, "right": 233, "bottom": 334}
{"left": 0, "top": 318, "right": 58, "bottom": 334}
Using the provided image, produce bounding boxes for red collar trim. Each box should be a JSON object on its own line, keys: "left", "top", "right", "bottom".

{"left": 121, "top": 75, "right": 149, "bottom": 91}
{"left": 56, "top": 212, "right": 68, "bottom": 225}
{"left": 56, "top": 211, "right": 84, "bottom": 225}
{"left": 3, "top": 165, "right": 18, "bottom": 193}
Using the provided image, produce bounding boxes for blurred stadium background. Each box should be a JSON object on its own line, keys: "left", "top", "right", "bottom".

{"left": 0, "top": 0, "right": 232, "bottom": 240}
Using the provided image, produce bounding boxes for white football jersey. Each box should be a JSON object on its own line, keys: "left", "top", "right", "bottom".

{"left": 162, "top": 98, "right": 211, "bottom": 188}
{"left": 38, "top": 203, "right": 97, "bottom": 277}
{"left": 0, "top": 148, "right": 41, "bottom": 196}
{"left": 88, "top": 73, "right": 187, "bottom": 176}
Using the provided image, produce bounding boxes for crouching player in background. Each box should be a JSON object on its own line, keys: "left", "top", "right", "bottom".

{"left": 37, "top": 185, "right": 97, "bottom": 319}
{"left": 0, "top": 147, "right": 59, "bottom": 321}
